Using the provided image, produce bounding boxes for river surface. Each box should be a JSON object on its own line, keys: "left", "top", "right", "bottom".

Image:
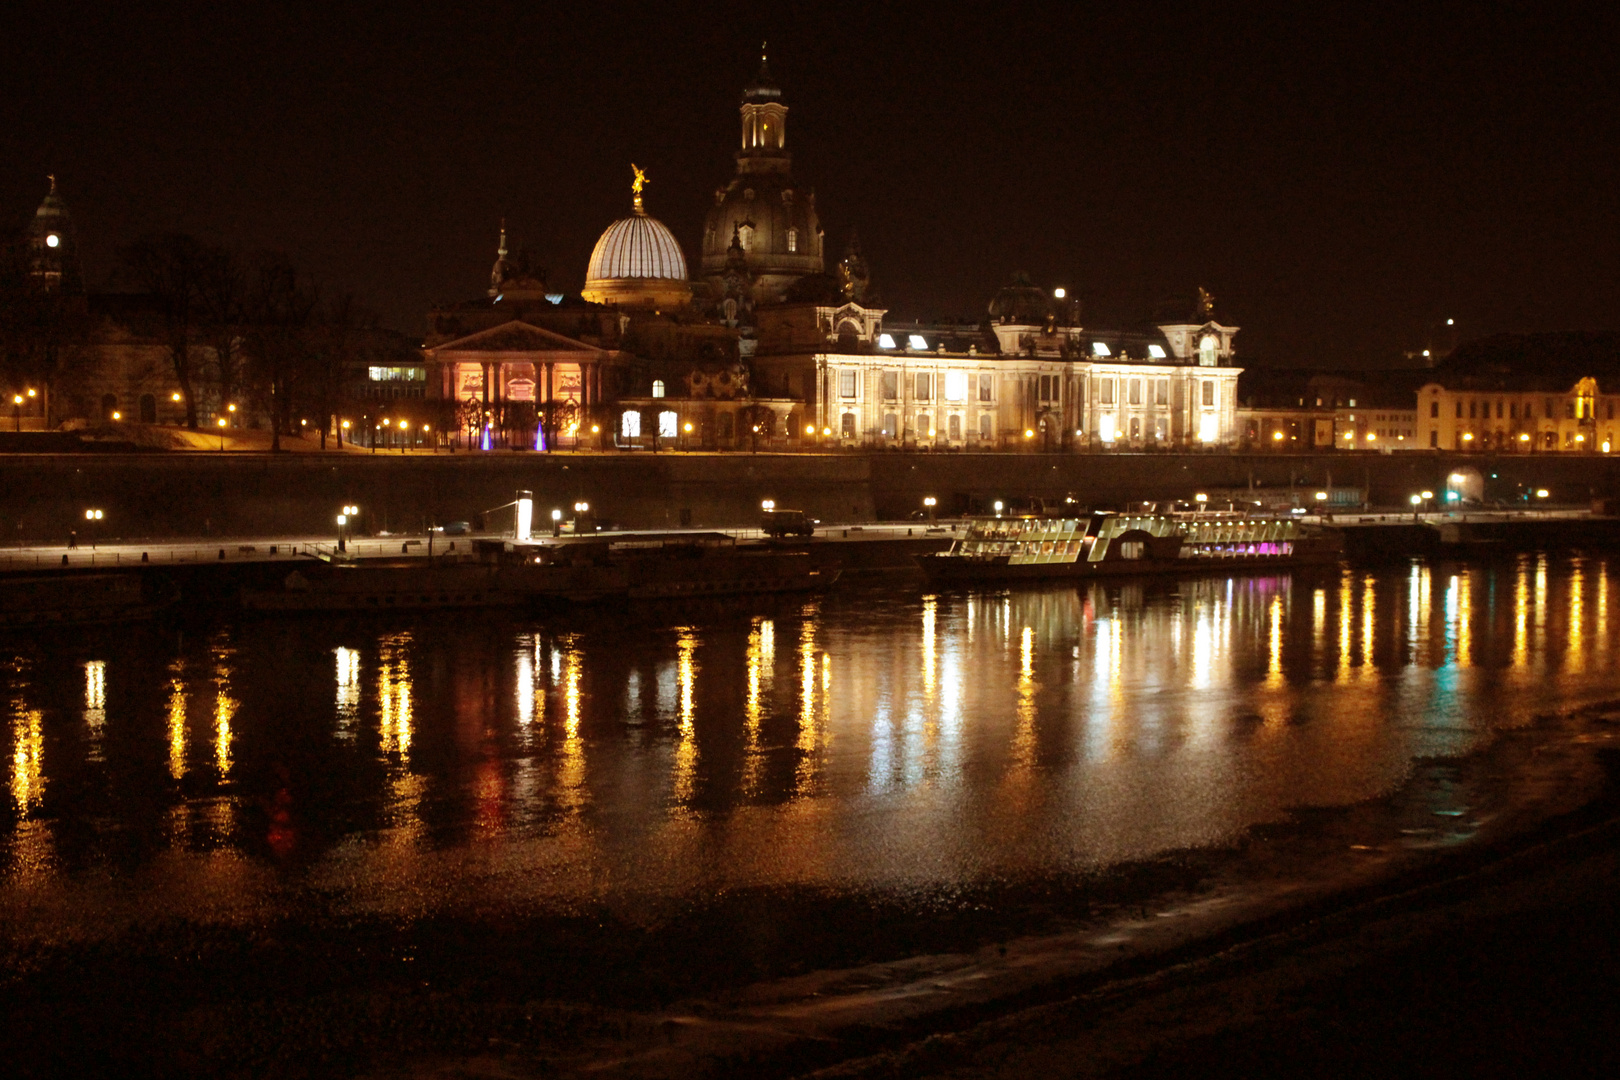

{"left": 4, "top": 555, "right": 1618, "bottom": 935}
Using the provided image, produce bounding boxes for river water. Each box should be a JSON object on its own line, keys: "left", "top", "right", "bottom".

{"left": 4, "top": 555, "right": 1617, "bottom": 935}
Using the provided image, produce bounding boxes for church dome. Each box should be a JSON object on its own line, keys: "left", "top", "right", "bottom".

{"left": 583, "top": 172, "right": 692, "bottom": 309}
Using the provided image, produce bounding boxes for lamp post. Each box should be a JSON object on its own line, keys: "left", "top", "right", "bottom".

{"left": 551, "top": 508, "right": 562, "bottom": 537}
{"left": 217, "top": 417, "right": 227, "bottom": 450}
{"left": 12, "top": 394, "right": 22, "bottom": 432}
{"left": 923, "top": 495, "right": 937, "bottom": 523}
{"left": 398, "top": 419, "right": 409, "bottom": 454}
{"left": 1411, "top": 493, "right": 1422, "bottom": 522}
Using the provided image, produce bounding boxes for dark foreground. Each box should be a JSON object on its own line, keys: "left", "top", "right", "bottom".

{"left": 5, "top": 711, "right": 1620, "bottom": 1078}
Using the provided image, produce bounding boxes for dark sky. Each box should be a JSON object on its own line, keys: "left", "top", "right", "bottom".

{"left": 3, "top": 1, "right": 1617, "bottom": 365}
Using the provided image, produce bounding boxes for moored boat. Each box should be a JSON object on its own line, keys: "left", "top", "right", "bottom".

{"left": 915, "top": 511, "right": 1342, "bottom": 584}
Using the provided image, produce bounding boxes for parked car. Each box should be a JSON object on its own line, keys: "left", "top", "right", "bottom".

{"left": 441, "top": 521, "right": 471, "bottom": 536}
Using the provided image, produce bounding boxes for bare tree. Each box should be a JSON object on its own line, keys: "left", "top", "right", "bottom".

{"left": 306, "top": 293, "right": 371, "bottom": 449}
{"left": 195, "top": 245, "right": 248, "bottom": 414}
{"left": 242, "top": 255, "right": 318, "bottom": 452}
{"left": 118, "top": 233, "right": 218, "bottom": 428}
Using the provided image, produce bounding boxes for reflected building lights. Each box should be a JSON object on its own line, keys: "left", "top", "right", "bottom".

{"left": 672, "top": 628, "right": 698, "bottom": 806}
{"left": 1012, "top": 624, "right": 1036, "bottom": 767}
{"left": 921, "top": 595, "right": 938, "bottom": 699}
{"left": 335, "top": 647, "right": 361, "bottom": 738}
{"left": 167, "top": 660, "right": 187, "bottom": 780}
{"left": 1567, "top": 561, "right": 1586, "bottom": 673}
{"left": 1513, "top": 560, "right": 1530, "bottom": 670}
{"left": 378, "top": 633, "right": 414, "bottom": 760}
{"left": 1264, "top": 594, "right": 1284, "bottom": 688}
{"left": 744, "top": 618, "right": 773, "bottom": 794}
{"left": 1336, "top": 570, "right": 1353, "bottom": 682}
{"left": 212, "top": 639, "right": 237, "bottom": 777}
{"left": 559, "top": 636, "right": 585, "bottom": 806}
{"left": 515, "top": 642, "right": 536, "bottom": 730}
{"left": 1361, "top": 575, "right": 1376, "bottom": 671}
{"left": 10, "top": 701, "right": 44, "bottom": 814}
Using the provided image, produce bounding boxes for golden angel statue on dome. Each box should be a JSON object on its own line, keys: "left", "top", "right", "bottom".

{"left": 631, "top": 164, "right": 647, "bottom": 195}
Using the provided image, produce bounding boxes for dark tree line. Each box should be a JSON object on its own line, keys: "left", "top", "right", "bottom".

{"left": 0, "top": 229, "right": 94, "bottom": 423}
{"left": 115, "top": 234, "right": 380, "bottom": 447}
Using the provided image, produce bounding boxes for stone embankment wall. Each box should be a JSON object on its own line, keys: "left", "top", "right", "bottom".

{"left": 1, "top": 451, "right": 1618, "bottom": 542}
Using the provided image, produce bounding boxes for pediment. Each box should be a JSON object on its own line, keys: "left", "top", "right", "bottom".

{"left": 429, "top": 320, "right": 601, "bottom": 357}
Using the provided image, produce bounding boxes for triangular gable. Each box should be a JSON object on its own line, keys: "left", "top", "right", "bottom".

{"left": 428, "top": 320, "right": 603, "bottom": 357}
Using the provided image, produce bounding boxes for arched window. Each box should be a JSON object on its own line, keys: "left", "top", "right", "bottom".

{"left": 651, "top": 379, "right": 665, "bottom": 398}
{"left": 621, "top": 410, "right": 641, "bottom": 438}
{"left": 787, "top": 227, "right": 798, "bottom": 253}
{"left": 1199, "top": 335, "right": 1218, "bottom": 367}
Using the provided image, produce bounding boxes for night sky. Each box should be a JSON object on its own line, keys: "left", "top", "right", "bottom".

{"left": 3, "top": 1, "right": 1616, "bottom": 365}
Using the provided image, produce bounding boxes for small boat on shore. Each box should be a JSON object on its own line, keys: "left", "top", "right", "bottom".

{"left": 915, "top": 511, "right": 1343, "bottom": 585}
{"left": 239, "top": 532, "right": 837, "bottom": 612}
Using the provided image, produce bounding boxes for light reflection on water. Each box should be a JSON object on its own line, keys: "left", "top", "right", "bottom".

{"left": 5, "top": 557, "right": 1620, "bottom": 922}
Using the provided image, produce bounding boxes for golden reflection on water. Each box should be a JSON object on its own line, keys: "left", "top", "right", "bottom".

{"left": 1567, "top": 561, "right": 1586, "bottom": 674}
{"left": 795, "top": 604, "right": 824, "bottom": 791}
{"left": 1312, "top": 586, "right": 1327, "bottom": 673}
{"left": 10, "top": 699, "right": 44, "bottom": 815}
{"left": 212, "top": 638, "right": 237, "bottom": 777}
{"left": 1264, "top": 594, "right": 1284, "bottom": 689}
{"left": 83, "top": 661, "right": 106, "bottom": 761}
{"left": 335, "top": 646, "right": 361, "bottom": 739}
{"left": 671, "top": 628, "right": 698, "bottom": 807}
{"left": 1360, "top": 575, "right": 1376, "bottom": 671}
{"left": 743, "top": 618, "right": 773, "bottom": 795}
{"left": 558, "top": 635, "right": 585, "bottom": 807}
{"left": 377, "top": 632, "right": 413, "bottom": 760}
{"left": 167, "top": 659, "right": 187, "bottom": 780}
{"left": 1010, "top": 624, "right": 1036, "bottom": 768}
{"left": 921, "top": 595, "right": 938, "bottom": 699}
{"left": 1513, "top": 560, "right": 1530, "bottom": 670}
{"left": 1336, "top": 569, "right": 1353, "bottom": 682}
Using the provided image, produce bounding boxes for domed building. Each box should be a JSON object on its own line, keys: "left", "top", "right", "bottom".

{"left": 700, "top": 52, "right": 824, "bottom": 304}
{"left": 581, "top": 168, "right": 692, "bottom": 309}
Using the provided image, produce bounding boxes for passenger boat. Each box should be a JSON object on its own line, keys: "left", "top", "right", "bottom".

{"left": 914, "top": 512, "right": 1343, "bottom": 584}
{"left": 240, "top": 532, "right": 837, "bottom": 611}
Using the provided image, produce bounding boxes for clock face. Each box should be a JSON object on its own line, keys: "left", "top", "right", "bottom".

{"left": 45, "top": 233, "right": 60, "bottom": 248}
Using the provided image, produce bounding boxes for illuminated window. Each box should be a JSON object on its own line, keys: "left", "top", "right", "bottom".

{"left": 916, "top": 411, "right": 930, "bottom": 436}
{"left": 651, "top": 379, "right": 665, "bottom": 398}
{"left": 908, "top": 334, "right": 928, "bottom": 350}
{"left": 945, "top": 371, "right": 968, "bottom": 401}
{"left": 883, "top": 413, "right": 898, "bottom": 438}
{"left": 1099, "top": 414, "right": 1116, "bottom": 442}
{"left": 948, "top": 414, "right": 962, "bottom": 440}
{"left": 787, "top": 228, "right": 798, "bottom": 253}
{"left": 1092, "top": 342, "right": 1111, "bottom": 357}
{"left": 979, "top": 413, "right": 992, "bottom": 440}
{"left": 978, "top": 375, "right": 993, "bottom": 402}
{"left": 877, "top": 333, "right": 896, "bottom": 349}
{"left": 1202, "top": 380, "right": 1215, "bottom": 407}
{"left": 1148, "top": 344, "right": 1167, "bottom": 359}
{"left": 840, "top": 412, "right": 855, "bottom": 438}
{"left": 621, "top": 410, "right": 641, "bottom": 437}
{"left": 915, "top": 373, "right": 932, "bottom": 401}
{"left": 839, "top": 370, "right": 857, "bottom": 398}
{"left": 1199, "top": 335, "right": 1217, "bottom": 366}
{"left": 658, "top": 411, "right": 678, "bottom": 438}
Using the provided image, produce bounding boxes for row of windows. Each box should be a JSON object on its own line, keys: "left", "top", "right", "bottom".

{"left": 836, "top": 370, "right": 1221, "bottom": 409}
{"left": 1432, "top": 397, "right": 1616, "bottom": 421}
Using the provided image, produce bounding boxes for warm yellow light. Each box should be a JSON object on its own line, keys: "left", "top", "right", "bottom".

{"left": 761, "top": 499, "right": 775, "bottom": 511}
{"left": 1462, "top": 433, "right": 1474, "bottom": 441}
{"left": 1605, "top": 441, "right": 1612, "bottom": 453}
{"left": 923, "top": 496, "right": 937, "bottom": 506}
{"left": 1343, "top": 431, "right": 1353, "bottom": 439}
{"left": 217, "top": 418, "right": 226, "bottom": 428}
{"left": 336, "top": 514, "right": 347, "bottom": 526}
{"left": 111, "top": 411, "right": 121, "bottom": 420}
{"left": 1536, "top": 489, "right": 1550, "bottom": 498}
{"left": 1024, "top": 429, "right": 1034, "bottom": 438}
{"left": 1410, "top": 495, "right": 1422, "bottom": 505}
{"left": 26, "top": 388, "right": 35, "bottom": 397}
{"left": 399, "top": 420, "right": 408, "bottom": 430}
{"left": 382, "top": 418, "right": 391, "bottom": 426}
{"left": 1272, "top": 430, "right": 1284, "bottom": 440}
{"left": 1314, "top": 491, "right": 1328, "bottom": 500}
{"left": 1053, "top": 287, "right": 1066, "bottom": 299}
{"left": 806, "top": 424, "right": 816, "bottom": 435}
{"left": 1421, "top": 491, "right": 1433, "bottom": 499}
{"left": 1575, "top": 434, "right": 1585, "bottom": 442}
{"left": 683, "top": 422, "right": 692, "bottom": 432}
{"left": 341, "top": 420, "right": 350, "bottom": 429}
{"left": 1519, "top": 433, "right": 1530, "bottom": 441}
{"left": 171, "top": 392, "right": 181, "bottom": 401}
{"left": 423, "top": 424, "right": 430, "bottom": 432}
{"left": 227, "top": 403, "right": 237, "bottom": 413}
{"left": 591, "top": 424, "right": 600, "bottom": 433}
{"left": 1366, "top": 432, "right": 1376, "bottom": 441}
{"left": 11, "top": 395, "right": 21, "bottom": 406}
{"left": 822, "top": 427, "right": 831, "bottom": 436}
{"left": 1194, "top": 493, "right": 1208, "bottom": 503}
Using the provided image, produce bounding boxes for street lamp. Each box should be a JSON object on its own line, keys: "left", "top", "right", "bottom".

{"left": 761, "top": 499, "right": 776, "bottom": 511}
{"left": 217, "top": 417, "right": 227, "bottom": 450}
{"left": 1194, "top": 493, "right": 1208, "bottom": 505}
{"left": 1411, "top": 493, "right": 1422, "bottom": 521}
{"left": 993, "top": 499, "right": 1004, "bottom": 516}
{"left": 1536, "top": 488, "right": 1550, "bottom": 499}
{"left": 923, "top": 495, "right": 937, "bottom": 523}
{"left": 551, "top": 507, "right": 563, "bottom": 536}
{"left": 12, "top": 394, "right": 22, "bottom": 432}
{"left": 398, "top": 419, "right": 409, "bottom": 453}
